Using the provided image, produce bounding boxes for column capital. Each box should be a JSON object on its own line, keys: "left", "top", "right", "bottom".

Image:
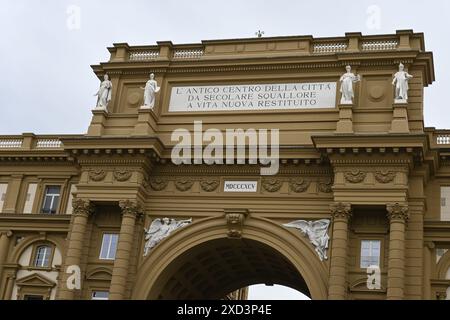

{"left": 386, "top": 203, "right": 409, "bottom": 223}
{"left": 72, "top": 199, "right": 94, "bottom": 217}
{"left": 119, "top": 200, "right": 143, "bottom": 218}
{"left": 330, "top": 202, "right": 352, "bottom": 220}
{"left": 0, "top": 230, "right": 13, "bottom": 238}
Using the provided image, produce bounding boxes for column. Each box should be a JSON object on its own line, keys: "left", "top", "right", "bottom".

{"left": 0, "top": 231, "right": 12, "bottom": 288}
{"left": 328, "top": 202, "right": 352, "bottom": 300}
{"left": 57, "top": 199, "right": 93, "bottom": 300}
{"left": 109, "top": 200, "right": 143, "bottom": 300}
{"left": 3, "top": 274, "right": 15, "bottom": 300}
{"left": 3, "top": 175, "right": 23, "bottom": 213}
{"left": 386, "top": 203, "right": 409, "bottom": 300}
{"left": 423, "top": 242, "right": 434, "bottom": 300}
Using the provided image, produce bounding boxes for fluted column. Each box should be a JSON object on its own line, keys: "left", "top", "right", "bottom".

{"left": 386, "top": 203, "right": 409, "bottom": 300}
{"left": 0, "top": 230, "right": 12, "bottom": 292}
{"left": 109, "top": 200, "right": 143, "bottom": 300}
{"left": 58, "top": 199, "right": 93, "bottom": 300}
{"left": 328, "top": 202, "right": 352, "bottom": 300}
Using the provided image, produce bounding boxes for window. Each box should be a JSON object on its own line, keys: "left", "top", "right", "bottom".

{"left": 91, "top": 291, "right": 109, "bottom": 300}
{"left": 23, "top": 183, "right": 37, "bottom": 214}
{"left": 41, "top": 186, "right": 61, "bottom": 214}
{"left": 34, "top": 245, "right": 52, "bottom": 268}
{"left": 360, "top": 240, "right": 381, "bottom": 268}
{"left": 99, "top": 234, "right": 118, "bottom": 260}
{"left": 0, "top": 183, "right": 8, "bottom": 213}
{"left": 441, "top": 187, "right": 450, "bottom": 221}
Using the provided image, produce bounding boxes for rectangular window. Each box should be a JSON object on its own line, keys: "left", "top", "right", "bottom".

{"left": 360, "top": 240, "right": 381, "bottom": 268}
{"left": 34, "top": 245, "right": 52, "bottom": 268}
{"left": 0, "top": 183, "right": 8, "bottom": 213}
{"left": 41, "top": 186, "right": 61, "bottom": 214}
{"left": 99, "top": 234, "right": 118, "bottom": 260}
{"left": 441, "top": 187, "right": 450, "bottom": 221}
{"left": 65, "top": 184, "right": 77, "bottom": 214}
{"left": 23, "top": 183, "right": 37, "bottom": 214}
{"left": 91, "top": 291, "right": 109, "bottom": 300}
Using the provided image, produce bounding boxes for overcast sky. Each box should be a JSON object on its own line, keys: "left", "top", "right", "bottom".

{"left": 0, "top": 0, "right": 448, "bottom": 299}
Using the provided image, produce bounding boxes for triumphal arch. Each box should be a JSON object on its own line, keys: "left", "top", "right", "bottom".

{"left": 1, "top": 30, "right": 450, "bottom": 300}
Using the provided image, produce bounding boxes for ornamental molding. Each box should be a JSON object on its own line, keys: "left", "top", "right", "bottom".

{"left": 88, "top": 169, "right": 107, "bottom": 182}
{"left": 72, "top": 199, "right": 94, "bottom": 217}
{"left": 344, "top": 170, "right": 367, "bottom": 183}
{"left": 174, "top": 179, "right": 194, "bottom": 191}
{"left": 224, "top": 209, "right": 249, "bottom": 239}
{"left": 317, "top": 178, "right": 333, "bottom": 193}
{"left": 331, "top": 159, "right": 412, "bottom": 165}
{"left": 200, "top": 179, "right": 220, "bottom": 192}
{"left": 149, "top": 177, "right": 168, "bottom": 191}
{"left": 289, "top": 178, "right": 310, "bottom": 193}
{"left": 262, "top": 178, "right": 283, "bottom": 192}
{"left": 113, "top": 169, "right": 132, "bottom": 182}
{"left": 386, "top": 203, "right": 409, "bottom": 222}
{"left": 330, "top": 202, "right": 352, "bottom": 220}
{"left": 374, "top": 170, "right": 396, "bottom": 183}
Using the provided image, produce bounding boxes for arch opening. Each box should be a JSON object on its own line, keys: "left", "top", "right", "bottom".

{"left": 149, "top": 238, "right": 311, "bottom": 299}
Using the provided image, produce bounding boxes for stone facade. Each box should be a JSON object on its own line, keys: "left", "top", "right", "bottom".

{"left": 0, "top": 30, "right": 450, "bottom": 300}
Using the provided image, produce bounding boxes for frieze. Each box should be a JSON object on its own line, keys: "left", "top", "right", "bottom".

{"left": 200, "top": 179, "right": 220, "bottom": 192}
{"left": 175, "top": 179, "right": 194, "bottom": 191}
{"left": 289, "top": 178, "right": 310, "bottom": 193}
{"left": 113, "top": 169, "right": 132, "bottom": 182}
{"left": 88, "top": 169, "right": 107, "bottom": 182}
{"left": 374, "top": 170, "right": 396, "bottom": 183}
{"left": 262, "top": 178, "right": 283, "bottom": 192}
{"left": 149, "top": 177, "right": 169, "bottom": 191}
{"left": 344, "top": 170, "right": 367, "bottom": 183}
{"left": 317, "top": 178, "right": 333, "bottom": 193}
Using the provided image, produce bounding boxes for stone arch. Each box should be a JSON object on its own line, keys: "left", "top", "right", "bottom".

{"left": 10, "top": 234, "right": 65, "bottom": 264}
{"left": 132, "top": 215, "right": 328, "bottom": 299}
{"left": 437, "top": 250, "right": 450, "bottom": 279}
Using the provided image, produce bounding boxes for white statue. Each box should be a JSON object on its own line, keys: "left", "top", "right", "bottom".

{"left": 94, "top": 74, "right": 112, "bottom": 110}
{"left": 143, "top": 217, "right": 192, "bottom": 255}
{"left": 141, "top": 73, "right": 160, "bottom": 109}
{"left": 340, "top": 65, "right": 361, "bottom": 104}
{"left": 392, "top": 63, "right": 413, "bottom": 103}
{"left": 283, "top": 219, "right": 331, "bottom": 261}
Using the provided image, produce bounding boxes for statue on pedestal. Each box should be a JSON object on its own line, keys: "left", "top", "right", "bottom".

{"left": 340, "top": 65, "right": 361, "bottom": 104}
{"left": 392, "top": 63, "right": 413, "bottom": 103}
{"left": 94, "top": 74, "right": 112, "bottom": 110}
{"left": 141, "top": 73, "right": 160, "bottom": 109}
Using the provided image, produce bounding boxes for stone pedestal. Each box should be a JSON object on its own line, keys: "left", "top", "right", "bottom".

{"left": 328, "top": 202, "right": 352, "bottom": 300}
{"left": 336, "top": 104, "right": 354, "bottom": 134}
{"left": 133, "top": 108, "right": 158, "bottom": 136}
{"left": 386, "top": 203, "right": 409, "bottom": 300}
{"left": 87, "top": 109, "right": 108, "bottom": 136}
{"left": 390, "top": 103, "right": 409, "bottom": 133}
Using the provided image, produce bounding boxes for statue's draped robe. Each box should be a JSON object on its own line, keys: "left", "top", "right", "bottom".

{"left": 394, "top": 71, "right": 412, "bottom": 100}
{"left": 96, "top": 80, "right": 112, "bottom": 108}
{"left": 340, "top": 73, "right": 357, "bottom": 103}
{"left": 144, "top": 80, "right": 159, "bottom": 108}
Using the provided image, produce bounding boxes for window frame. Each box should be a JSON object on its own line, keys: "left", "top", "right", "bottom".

{"left": 99, "top": 233, "right": 119, "bottom": 261}
{"left": 440, "top": 185, "right": 450, "bottom": 221}
{"left": 40, "top": 185, "right": 62, "bottom": 214}
{"left": 29, "top": 243, "right": 54, "bottom": 270}
{"left": 359, "top": 239, "right": 382, "bottom": 269}
{"left": 91, "top": 290, "right": 109, "bottom": 300}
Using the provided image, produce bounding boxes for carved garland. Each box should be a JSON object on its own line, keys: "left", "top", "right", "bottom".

{"left": 318, "top": 178, "right": 333, "bottom": 193}
{"left": 175, "top": 179, "right": 194, "bottom": 192}
{"left": 88, "top": 169, "right": 106, "bottom": 182}
{"left": 200, "top": 179, "right": 220, "bottom": 192}
{"left": 262, "top": 179, "right": 283, "bottom": 192}
{"left": 374, "top": 170, "right": 396, "bottom": 184}
{"left": 149, "top": 177, "right": 168, "bottom": 191}
{"left": 344, "top": 170, "right": 367, "bottom": 183}
{"left": 289, "top": 178, "right": 310, "bottom": 193}
{"left": 114, "top": 170, "right": 132, "bottom": 182}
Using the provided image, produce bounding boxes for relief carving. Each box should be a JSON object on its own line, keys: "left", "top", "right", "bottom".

{"left": 224, "top": 209, "right": 248, "bottom": 239}
{"left": 88, "top": 169, "right": 107, "bottom": 182}
{"left": 113, "top": 169, "right": 132, "bottom": 182}
{"left": 374, "top": 170, "right": 396, "bottom": 183}
{"left": 149, "top": 177, "right": 168, "bottom": 191}
{"left": 262, "top": 178, "right": 283, "bottom": 192}
{"left": 175, "top": 179, "right": 194, "bottom": 192}
{"left": 289, "top": 178, "right": 310, "bottom": 193}
{"left": 200, "top": 179, "right": 220, "bottom": 192}
{"left": 344, "top": 170, "right": 366, "bottom": 183}
{"left": 318, "top": 178, "right": 333, "bottom": 193}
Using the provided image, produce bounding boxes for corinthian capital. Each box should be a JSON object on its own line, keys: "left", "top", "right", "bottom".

{"left": 72, "top": 199, "right": 94, "bottom": 217}
{"left": 119, "top": 200, "right": 143, "bottom": 217}
{"left": 330, "top": 202, "right": 352, "bottom": 220}
{"left": 386, "top": 203, "right": 409, "bottom": 222}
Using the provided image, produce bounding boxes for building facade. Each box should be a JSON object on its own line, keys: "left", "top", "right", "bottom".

{"left": 0, "top": 30, "right": 450, "bottom": 300}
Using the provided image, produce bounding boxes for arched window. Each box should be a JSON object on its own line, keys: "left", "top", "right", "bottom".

{"left": 33, "top": 245, "right": 52, "bottom": 268}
